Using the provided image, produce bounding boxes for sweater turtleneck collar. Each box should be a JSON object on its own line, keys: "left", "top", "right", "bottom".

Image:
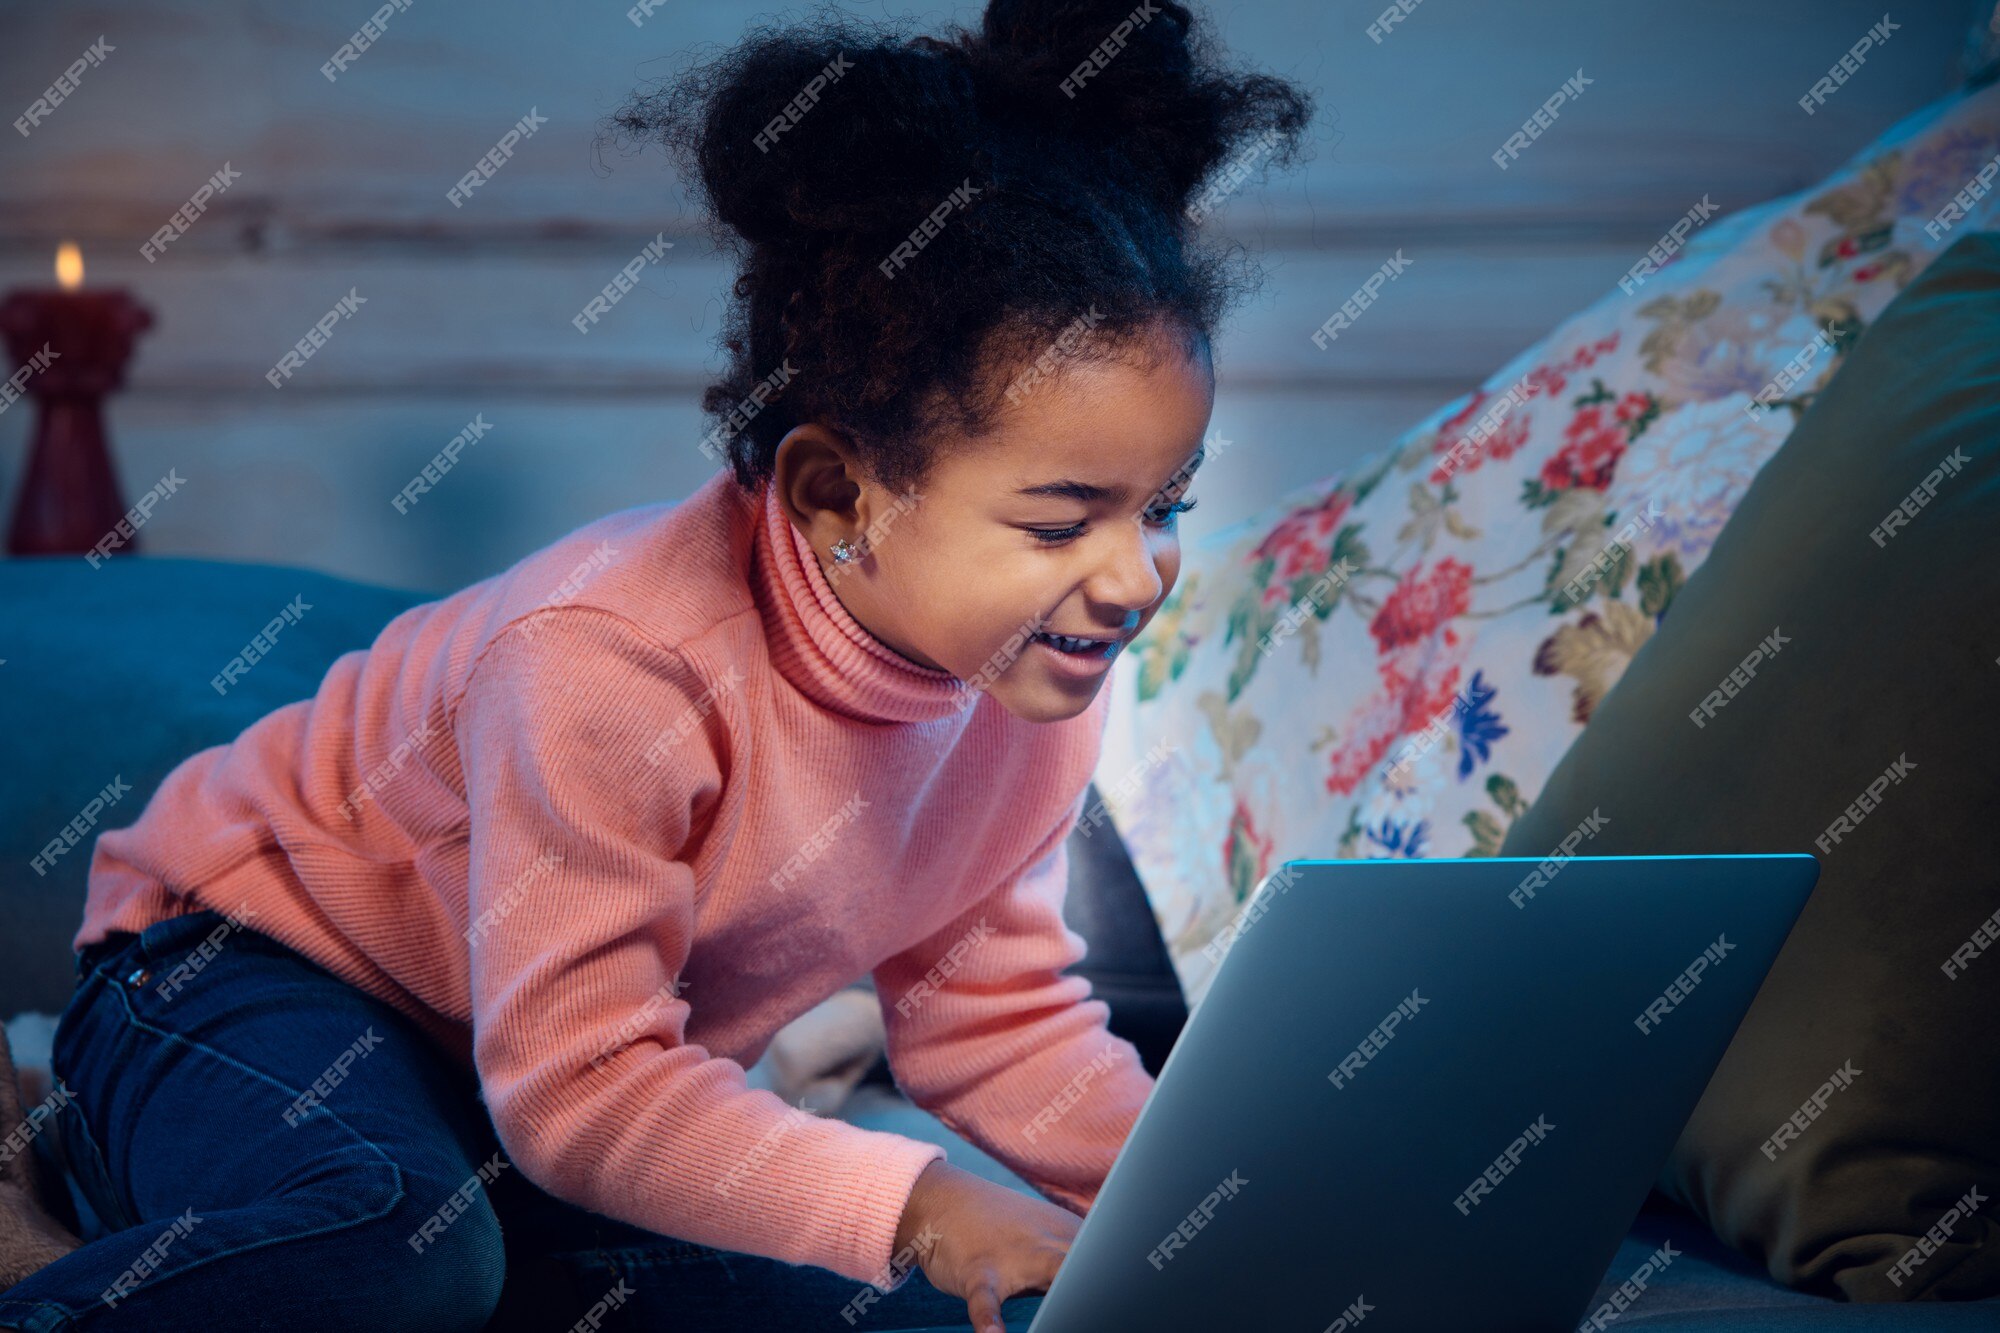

{"left": 746, "top": 478, "right": 976, "bottom": 725}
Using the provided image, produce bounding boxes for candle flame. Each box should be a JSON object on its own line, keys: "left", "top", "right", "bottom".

{"left": 55, "top": 241, "right": 84, "bottom": 290}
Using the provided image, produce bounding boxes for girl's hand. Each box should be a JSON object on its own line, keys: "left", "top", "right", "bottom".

{"left": 893, "top": 1158, "right": 1079, "bottom": 1333}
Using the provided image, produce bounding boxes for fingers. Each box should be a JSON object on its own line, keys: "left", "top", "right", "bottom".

{"left": 972, "top": 1247, "right": 1062, "bottom": 1333}
{"left": 967, "top": 1274, "right": 1006, "bottom": 1333}
{"left": 1006, "top": 1242, "right": 1064, "bottom": 1301}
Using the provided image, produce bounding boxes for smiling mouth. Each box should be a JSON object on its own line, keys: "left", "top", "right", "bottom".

{"left": 1031, "top": 629, "right": 1127, "bottom": 656}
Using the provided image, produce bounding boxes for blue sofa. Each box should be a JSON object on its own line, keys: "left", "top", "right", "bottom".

{"left": 3, "top": 553, "right": 1996, "bottom": 1328}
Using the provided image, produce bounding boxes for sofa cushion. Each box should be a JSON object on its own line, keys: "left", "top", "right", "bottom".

{"left": 1575, "top": 1194, "right": 2000, "bottom": 1328}
{"left": 0, "top": 555, "right": 430, "bottom": 1017}
{"left": 1496, "top": 227, "right": 2000, "bottom": 1301}
{"left": 1093, "top": 76, "right": 2000, "bottom": 1004}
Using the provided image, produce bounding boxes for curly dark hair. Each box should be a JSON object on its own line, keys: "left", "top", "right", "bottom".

{"left": 599, "top": 0, "right": 1317, "bottom": 496}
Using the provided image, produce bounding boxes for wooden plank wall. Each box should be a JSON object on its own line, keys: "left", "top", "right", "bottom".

{"left": 0, "top": 0, "right": 1986, "bottom": 593}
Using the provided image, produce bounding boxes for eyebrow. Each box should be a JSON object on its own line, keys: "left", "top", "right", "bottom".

{"left": 1014, "top": 444, "right": 1208, "bottom": 504}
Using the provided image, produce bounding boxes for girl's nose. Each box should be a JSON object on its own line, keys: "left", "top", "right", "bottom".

{"left": 1087, "top": 521, "right": 1165, "bottom": 613}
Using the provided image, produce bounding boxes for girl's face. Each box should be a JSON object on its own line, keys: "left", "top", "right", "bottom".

{"left": 775, "top": 323, "right": 1215, "bottom": 723}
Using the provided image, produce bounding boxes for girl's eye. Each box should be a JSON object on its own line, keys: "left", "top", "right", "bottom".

{"left": 1025, "top": 497, "right": 1199, "bottom": 546}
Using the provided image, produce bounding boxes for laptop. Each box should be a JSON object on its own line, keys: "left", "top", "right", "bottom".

{"left": 913, "top": 852, "right": 1819, "bottom": 1332}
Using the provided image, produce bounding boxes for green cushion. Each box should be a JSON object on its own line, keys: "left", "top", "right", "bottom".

{"left": 0, "top": 556, "right": 429, "bottom": 1017}
{"left": 1497, "top": 230, "right": 2000, "bottom": 1300}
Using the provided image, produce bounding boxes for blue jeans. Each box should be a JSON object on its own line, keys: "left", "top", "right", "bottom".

{"left": 0, "top": 909, "right": 1043, "bottom": 1331}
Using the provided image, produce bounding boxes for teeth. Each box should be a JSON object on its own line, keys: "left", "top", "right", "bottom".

{"left": 1040, "top": 632, "right": 1107, "bottom": 653}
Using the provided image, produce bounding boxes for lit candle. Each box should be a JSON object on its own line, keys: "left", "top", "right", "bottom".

{"left": 1, "top": 242, "right": 154, "bottom": 557}
{"left": 55, "top": 240, "right": 84, "bottom": 290}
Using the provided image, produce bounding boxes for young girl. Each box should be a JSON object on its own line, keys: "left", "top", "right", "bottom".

{"left": 0, "top": 2, "right": 1310, "bottom": 1328}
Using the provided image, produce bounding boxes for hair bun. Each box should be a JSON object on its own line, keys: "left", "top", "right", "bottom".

{"left": 979, "top": 0, "right": 1194, "bottom": 78}
{"left": 611, "top": 3, "right": 1310, "bottom": 253}
{"left": 966, "top": 0, "right": 1302, "bottom": 220}
{"left": 629, "top": 19, "right": 990, "bottom": 253}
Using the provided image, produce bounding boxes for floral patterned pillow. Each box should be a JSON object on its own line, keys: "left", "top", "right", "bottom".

{"left": 1098, "top": 76, "right": 2000, "bottom": 1003}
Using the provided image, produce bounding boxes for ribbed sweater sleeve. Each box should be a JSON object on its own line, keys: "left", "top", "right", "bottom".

{"left": 872, "top": 794, "right": 1155, "bottom": 1215}
{"left": 453, "top": 608, "right": 945, "bottom": 1285}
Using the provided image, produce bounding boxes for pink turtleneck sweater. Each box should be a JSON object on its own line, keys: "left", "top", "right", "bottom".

{"left": 76, "top": 467, "right": 1154, "bottom": 1285}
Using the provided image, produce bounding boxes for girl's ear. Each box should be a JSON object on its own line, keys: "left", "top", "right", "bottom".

{"left": 772, "top": 423, "right": 870, "bottom": 538}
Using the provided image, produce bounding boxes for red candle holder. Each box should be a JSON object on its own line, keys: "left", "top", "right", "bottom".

{"left": 1, "top": 268, "right": 154, "bottom": 557}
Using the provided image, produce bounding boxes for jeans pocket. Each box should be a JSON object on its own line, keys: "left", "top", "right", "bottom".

{"left": 50, "top": 951, "right": 149, "bottom": 1243}
{"left": 51, "top": 1078, "right": 137, "bottom": 1241}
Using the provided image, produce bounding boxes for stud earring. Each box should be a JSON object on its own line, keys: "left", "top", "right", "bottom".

{"left": 830, "top": 538, "right": 861, "bottom": 564}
